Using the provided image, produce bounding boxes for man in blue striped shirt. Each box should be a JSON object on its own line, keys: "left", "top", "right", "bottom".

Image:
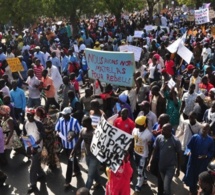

{"left": 55, "top": 107, "right": 81, "bottom": 187}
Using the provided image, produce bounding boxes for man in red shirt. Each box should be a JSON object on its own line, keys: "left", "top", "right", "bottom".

{"left": 165, "top": 53, "right": 175, "bottom": 76}
{"left": 114, "top": 108, "right": 135, "bottom": 135}
{"left": 199, "top": 76, "right": 214, "bottom": 95}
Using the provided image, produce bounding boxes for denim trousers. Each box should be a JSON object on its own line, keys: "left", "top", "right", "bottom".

{"left": 85, "top": 153, "right": 100, "bottom": 189}
{"left": 159, "top": 166, "right": 175, "bottom": 195}
{"left": 28, "top": 98, "right": 41, "bottom": 108}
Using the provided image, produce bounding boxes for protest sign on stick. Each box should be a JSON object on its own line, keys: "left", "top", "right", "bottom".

{"left": 91, "top": 116, "right": 133, "bottom": 173}
{"left": 6, "top": 58, "right": 24, "bottom": 72}
{"left": 195, "top": 8, "right": 209, "bottom": 25}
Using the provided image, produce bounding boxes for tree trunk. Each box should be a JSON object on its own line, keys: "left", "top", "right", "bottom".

{"left": 148, "top": 5, "right": 154, "bottom": 23}
{"left": 115, "top": 12, "right": 122, "bottom": 27}
{"left": 70, "top": 12, "right": 79, "bottom": 38}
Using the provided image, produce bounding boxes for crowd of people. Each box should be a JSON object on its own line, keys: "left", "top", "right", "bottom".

{"left": 0, "top": 6, "right": 215, "bottom": 195}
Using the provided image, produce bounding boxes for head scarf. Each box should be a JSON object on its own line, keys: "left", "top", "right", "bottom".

{"left": 0, "top": 105, "right": 10, "bottom": 115}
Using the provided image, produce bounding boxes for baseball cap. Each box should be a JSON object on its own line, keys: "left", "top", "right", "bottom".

{"left": 61, "top": 107, "right": 72, "bottom": 115}
{"left": 187, "top": 64, "right": 195, "bottom": 70}
{"left": 135, "top": 116, "right": 147, "bottom": 126}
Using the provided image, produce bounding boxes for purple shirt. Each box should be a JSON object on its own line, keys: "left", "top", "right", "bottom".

{"left": 0, "top": 127, "right": 4, "bottom": 153}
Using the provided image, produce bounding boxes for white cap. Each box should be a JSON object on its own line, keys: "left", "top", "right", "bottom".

{"left": 35, "top": 46, "right": 40, "bottom": 50}
{"left": 61, "top": 107, "right": 72, "bottom": 115}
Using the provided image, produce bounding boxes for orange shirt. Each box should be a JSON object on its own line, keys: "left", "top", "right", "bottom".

{"left": 42, "top": 76, "right": 55, "bottom": 98}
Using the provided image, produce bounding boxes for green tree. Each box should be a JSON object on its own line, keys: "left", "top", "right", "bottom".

{"left": 45, "top": 0, "right": 97, "bottom": 37}
{"left": 0, "top": 0, "right": 44, "bottom": 31}
{"left": 100, "top": 0, "right": 144, "bottom": 25}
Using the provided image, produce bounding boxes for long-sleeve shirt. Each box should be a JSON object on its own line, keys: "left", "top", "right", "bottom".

{"left": 50, "top": 57, "right": 61, "bottom": 68}
{"left": 10, "top": 87, "right": 26, "bottom": 110}
{"left": 61, "top": 55, "right": 69, "bottom": 73}
{"left": 34, "top": 51, "right": 46, "bottom": 67}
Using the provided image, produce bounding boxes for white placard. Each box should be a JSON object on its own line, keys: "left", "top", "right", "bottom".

{"left": 98, "top": 21, "right": 104, "bottom": 27}
{"left": 144, "top": 25, "right": 154, "bottom": 31}
{"left": 90, "top": 116, "right": 133, "bottom": 173}
{"left": 167, "top": 38, "right": 182, "bottom": 53}
{"left": 168, "top": 78, "right": 176, "bottom": 89}
{"left": 119, "top": 45, "right": 142, "bottom": 61}
{"left": 177, "top": 44, "right": 193, "bottom": 64}
{"left": 134, "top": 31, "right": 143, "bottom": 38}
{"left": 74, "top": 44, "right": 79, "bottom": 53}
{"left": 195, "top": 8, "right": 210, "bottom": 25}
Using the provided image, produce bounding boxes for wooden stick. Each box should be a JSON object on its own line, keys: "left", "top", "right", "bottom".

{"left": 17, "top": 71, "right": 23, "bottom": 80}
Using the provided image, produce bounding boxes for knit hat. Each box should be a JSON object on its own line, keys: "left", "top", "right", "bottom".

{"left": 135, "top": 116, "right": 147, "bottom": 126}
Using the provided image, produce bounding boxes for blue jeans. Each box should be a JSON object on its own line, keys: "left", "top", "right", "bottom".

{"left": 85, "top": 153, "right": 100, "bottom": 189}
{"left": 28, "top": 98, "right": 41, "bottom": 108}
{"left": 159, "top": 166, "right": 175, "bottom": 195}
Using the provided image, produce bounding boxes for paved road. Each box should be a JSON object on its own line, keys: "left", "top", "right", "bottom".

{"left": 0, "top": 149, "right": 189, "bottom": 195}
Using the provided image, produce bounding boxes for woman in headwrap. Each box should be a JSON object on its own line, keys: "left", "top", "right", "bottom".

{"left": 35, "top": 106, "right": 60, "bottom": 170}
{"left": 0, "top": 105, "right": 22, "bottom": 151}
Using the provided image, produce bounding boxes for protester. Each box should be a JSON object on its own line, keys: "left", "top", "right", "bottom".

{"left": 55, "top": 107, "right": 81, "bottom": 187}
{"left": 183, "top": 123, "right": 214, "bottom": 195}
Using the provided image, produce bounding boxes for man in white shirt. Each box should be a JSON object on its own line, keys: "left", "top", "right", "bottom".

{"left": 176, "top": 111, "right": 201, "bottom": 173}
{"left": 6, "top": 48, "right": 15, "bottom": 58}
{"left": 133, "top": 116, "right": 153, "bottom": 192}
{"left": 24, "top": 69, "right": 41, "bottom": 108}
{"left": 180, "top": 84, "right": 198, "bottom": 119}
{"left": 161, "top": 14, "right": 168, "bottom": 26}
{"left": 138, "top": 101, "right": 157, "bottom": 131}
{"left": 42, "top": 47, "right": 51, "bottom": 63}
{"left": 46, "top": 60, "right": 63, "bottom": 101}
{"left": 23, "top": 109, "right": 45, "bottom": 194}
{"left": 201, "top": 43, "right": 211, "bottom": 64}
{"left": 0, "top": 79, "right": 10, "bottom": 97}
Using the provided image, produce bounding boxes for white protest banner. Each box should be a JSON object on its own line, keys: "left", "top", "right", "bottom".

{"left": 167, "top": 38, "right": 182, "bottom": 53}
{"left": 74, "top": 44, "right": 79, "bottom": 53}
{"left": 177, "top": 44, "right": 193, "bottom": 64}
{"left": 167, "top": 31, "right": 187, "bottom": 53}
{"left": 85, "top": 49, "right": 135, "bottom": 87}
{"left": 134, "top": 31, "right": 143, "bottom": 38}
{"left": 90, "top": 116, "right": 133, "bottom": 173}
{"left": 98, "top": 21, "right": 104, "bottom": 27}
{"left": 195, "top": 8, "right": 210, "bottom": 25}
{"left": 144, "top": 25, "right": 154, "bottom": 31}
{"left": 168, "top": 78, "right": 176, "bottom": 89}
{"left": 119, "top": 45, "right": 142, "bottom": 61}
{"left": 209, "top": 9, "right": 215, "bottom": 19}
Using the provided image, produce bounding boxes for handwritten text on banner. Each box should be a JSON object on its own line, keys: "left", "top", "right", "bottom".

{"left": 195, "top": 8, "right": 209, "bottom": 25}
{"left": 90, "top": 116, "right": 133, "bottom": 173}
{"left": 85, "top": 49, "right": 135, "bottom": 87}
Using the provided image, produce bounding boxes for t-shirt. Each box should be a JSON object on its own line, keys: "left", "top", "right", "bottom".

{"left": 165, "top": 60, "right": 174, "bottom": 76}
{"left": 114, "top": 117, "right": 135, "bottom": 135}
{"left": 26, "top": 76, "right": 41, "bottom": 99}
{"left": 33, "top": 65, "right": 44, "bottom": 80}
{"left": 154, "top": 134, "right": 181, "bottom": 169}
{"left": 42, "top": 76, "right": 55, "bottom": 98}
{"left": 25, "top": 121, "right": 43, "bottom": 148}
{"left": 132, "top": 128, "right": 152, "bottom": 157}
{"left": 182, "top": 92, "right": 198, "bottom": 116}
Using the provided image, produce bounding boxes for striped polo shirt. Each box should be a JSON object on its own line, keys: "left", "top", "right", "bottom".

{"left": 55, "top": 116, "right": 81, "bottom": 149}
